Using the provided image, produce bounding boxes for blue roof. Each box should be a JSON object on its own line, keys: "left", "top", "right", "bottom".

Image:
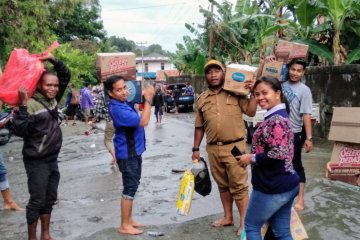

{"left": 137, "top": 72, "right": 156, "bottom": 79}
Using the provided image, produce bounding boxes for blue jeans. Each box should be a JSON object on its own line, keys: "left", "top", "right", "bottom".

{"left": 117, "top": 156, "right": 142, "bottom": 200}
{"left": 245, "top": 185, "right": 299, "bottom": 240}
{"left": 0, "top": 152, "right": 9, "bottom": 191}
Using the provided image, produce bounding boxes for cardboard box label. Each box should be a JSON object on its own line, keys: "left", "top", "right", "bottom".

{"left": 339, "top": 146, "right": 360, "bottom": 165}
{"left": 329, "top": 142, "right": 360, "bottom": 165}
{"left": 261, "top": 61, "right": 284, "bottom": 80}
{"left": 232, "top": 72, "right": 246, "bottom": 82}
{"left": 327, "top": 142, "right": 360, "bottom": 186}
{"left": 96, "top": 52, "right": 136, "bottom": 81}
{"left": 224, "top": 64, "right": 257, "bottom": 96}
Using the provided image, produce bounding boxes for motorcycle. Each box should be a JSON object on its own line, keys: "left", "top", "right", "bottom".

{"left": 0, "top": 110, "right": 14, "bottom": 145}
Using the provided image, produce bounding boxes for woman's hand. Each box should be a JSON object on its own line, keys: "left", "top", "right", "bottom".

{"left": 236, "top": 154, "right": 253, "bottom": 168}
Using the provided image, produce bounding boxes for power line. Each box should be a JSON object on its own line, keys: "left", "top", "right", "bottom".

{"left": 114, "top": 20, "right": 185, "bottom": 25}
{"left": 103, "top": 1, "right": 193, "bottom": 12}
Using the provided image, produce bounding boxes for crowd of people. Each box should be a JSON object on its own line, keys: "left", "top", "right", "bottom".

{"left": 0, "top": 50, "right": 314, "bottom": 240}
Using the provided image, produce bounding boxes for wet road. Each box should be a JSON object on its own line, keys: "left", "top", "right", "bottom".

{"left": 0, "top": 111, "right": 359, "bottom": 240}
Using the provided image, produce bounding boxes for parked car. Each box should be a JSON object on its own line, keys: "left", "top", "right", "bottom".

{"left": 165, "top": 83, "right": 194, "bottom": 113}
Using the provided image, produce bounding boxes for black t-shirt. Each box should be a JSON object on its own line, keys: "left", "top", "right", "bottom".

{"left": 173, "top": 89, "right": 181, "bottom": 101}
{"left": 153, "top": 92, "right": 164, "bottom": 106}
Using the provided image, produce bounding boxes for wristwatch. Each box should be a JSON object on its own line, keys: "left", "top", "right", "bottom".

{"left": 251, "top": 154, "right": 256, "bottom": 163}
{"left": 307, "top": 136, "right": 313, "bottom": 141}
{"left": 192, "top": 147, "right": 199, "bottom": 152}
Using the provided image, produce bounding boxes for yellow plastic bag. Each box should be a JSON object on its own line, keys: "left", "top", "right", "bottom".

{"left": 176, "top": 170, "right": 195, "bottom": 216}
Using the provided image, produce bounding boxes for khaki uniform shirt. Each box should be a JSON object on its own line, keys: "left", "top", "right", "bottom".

{"left": 195, "top": 88, "right": 249, "bottom": 144}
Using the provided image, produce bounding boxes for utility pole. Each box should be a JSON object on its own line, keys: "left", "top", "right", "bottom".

{"left": 136, "top": 41, "right": 147, "bottom": 84}
{"left": 209, "top": 2, "right": 214, "bottom": 60}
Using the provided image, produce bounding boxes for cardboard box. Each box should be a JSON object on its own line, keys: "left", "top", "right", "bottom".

{"left": 275, "top": 40, "right": 292, "bottom": 57}
{"left": 326, "top": 142, "right": 360, "bottom": 186}
{"left": 328, "top": 107, "right": 360, "bottom": 143}
{"left": 326, "top": 107, "right": 360, "bottom": 186}
{"left": 224, "top": 64, "right": 258, "bottom": 96}
{"left": 261, "top": 61, "right": 284, "bottom": 80}
{"left": 96, "top": 52, "right": 136, "bottom": 81}
{"left": 275, "top": 40, "right": 309, "bottom": 60}
{"left": 246, "top": 207, "right": 308, "bottom": 240}
{"left": 290, "top": 42, "right": 309, "bottom": 59}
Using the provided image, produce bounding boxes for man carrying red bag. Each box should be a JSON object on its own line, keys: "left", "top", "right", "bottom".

{"left": 12, "top": 53, "right": 70, "bottom": 240}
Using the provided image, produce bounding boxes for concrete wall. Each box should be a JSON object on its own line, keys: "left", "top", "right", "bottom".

{"left": 304, "top": 64, "right": 360, "bottom": 138}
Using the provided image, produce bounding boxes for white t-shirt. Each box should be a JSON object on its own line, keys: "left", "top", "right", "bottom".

{"left": 282, "top": 81, "right": 313, "bottom": 133}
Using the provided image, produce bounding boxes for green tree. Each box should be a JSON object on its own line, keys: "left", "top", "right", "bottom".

{"left": 0, "top": 0, "right": 54, "bottom": 65}
{"left": 143, "top": 44, "right": 169, "bottom": 56}
{"left": 170, "top": 36, "right": 207, "bottom": 75}
{"left": 54, "top": 43, "right": 97, "bottom": 89}
{"left": 106, "top": 36, "right": 137, "bottom": 52}
{"left": 50, "top": 0, "right": 106, "bottom": 42}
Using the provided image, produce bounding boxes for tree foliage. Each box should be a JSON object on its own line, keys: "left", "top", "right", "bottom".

{"left": 171, "top": 0, "right": 360, "bottom": 70}
{"left": 51, "top": 0, "right": 106, "bottom": 42}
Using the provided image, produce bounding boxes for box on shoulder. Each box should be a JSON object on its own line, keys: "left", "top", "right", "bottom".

{"left": 96, "top": 52, "right": 136, "bottom": 82}
{"left": 224, "top": 64, "right": 258, "bottom": 96}
{"left": 275, "top": 40, "right": 309, "bottom": 61}
{"left": 261, "top": 61, "right": 288, "bottom": 81}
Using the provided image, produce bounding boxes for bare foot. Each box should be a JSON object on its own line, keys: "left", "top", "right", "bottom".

{"left": 110, "top": 159, "right": 117, "bottom": 167}
{"left": 40, "top": 233, "right": 53, "bottom": 240}
{"left": 4, "top": 201, "right": 24, "bottom": 211}
{"left": 295, "top": 202, "right": 304, "bottom": 211}
{"left": 211, "top": 218, "right": 234, "bottom": 228}
{"left": 118, "top": 225, "right": 143, "bottom": 235}
{"left": 130, "top": 219, "right": 145, "bottom": 228}
{"left": 236, "top": 226, "right": 245, "bottom": 236}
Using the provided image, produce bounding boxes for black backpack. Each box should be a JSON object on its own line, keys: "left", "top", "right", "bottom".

{"left": 194, "top": 157, "right": 212, "bottom": 196}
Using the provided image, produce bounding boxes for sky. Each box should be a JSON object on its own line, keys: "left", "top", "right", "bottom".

{"left": 99, "top": 0, "right": 237, "bottom": 53}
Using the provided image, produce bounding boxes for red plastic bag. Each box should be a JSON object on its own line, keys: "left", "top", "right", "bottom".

{"left": 0, "top": 41, "right": 59, "bottom": 106}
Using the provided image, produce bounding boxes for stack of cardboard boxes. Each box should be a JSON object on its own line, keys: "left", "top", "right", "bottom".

{"left": 327, "top": 107, "right": 360, "bottom": 186}
{"left": 261, "top": 40, "right": 309, "bottom": 81}
{"left": 96, "top": 52, "right": 142, "bottom": 103}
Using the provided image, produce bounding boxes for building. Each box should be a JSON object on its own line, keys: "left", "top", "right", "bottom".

{"left": 136, "top": 53, "right": 175, "bottom": 80}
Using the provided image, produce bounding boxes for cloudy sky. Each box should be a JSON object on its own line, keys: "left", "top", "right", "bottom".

{"left": 99, "top": 0, "right": 237, "bottom": 52}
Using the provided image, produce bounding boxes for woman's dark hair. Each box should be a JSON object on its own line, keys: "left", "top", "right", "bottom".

{"left": 104, "top": 75, "right": 125, "bottom": 92}
{"left": 253, "top": 76, "right": 290, "bottom": 113}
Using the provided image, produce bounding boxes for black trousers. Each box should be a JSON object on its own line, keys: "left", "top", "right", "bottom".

{"left": 24, "top": 160, "right": 60, "bottom": 224}
{"left": 293, "top": 132, "right": 306, "bottom": 183}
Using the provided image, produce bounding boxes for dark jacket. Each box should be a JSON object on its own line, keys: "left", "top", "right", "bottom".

{"left": 12, "top": 59, "right": 71, "bottom": 162}
{"left": 153, "top": 91, "right": 164, "bottom": 107}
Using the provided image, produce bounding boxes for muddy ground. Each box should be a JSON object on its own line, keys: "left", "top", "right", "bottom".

{"left": 0, "top": 111, "right": 359, "bottom": 240}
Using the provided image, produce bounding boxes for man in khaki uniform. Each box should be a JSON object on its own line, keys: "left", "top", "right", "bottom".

{"left": 192, "top": 60, "right": 257, "bottom": 236}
